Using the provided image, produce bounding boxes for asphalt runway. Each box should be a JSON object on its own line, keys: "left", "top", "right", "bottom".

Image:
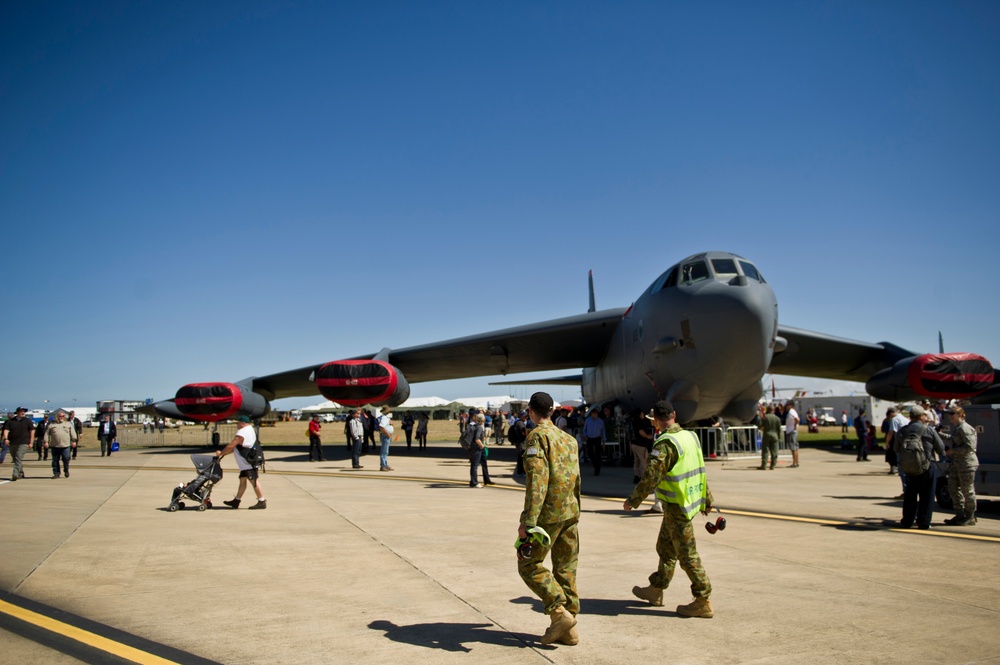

{"left": 2, "top": 442, "right": 998, "bottom": 664}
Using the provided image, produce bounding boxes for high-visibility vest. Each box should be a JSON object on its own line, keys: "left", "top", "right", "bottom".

{"left": 654, "top": 429, "right": 707, "bottom": 521}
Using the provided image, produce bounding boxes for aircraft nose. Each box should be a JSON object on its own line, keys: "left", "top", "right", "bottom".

{"left": 690, "top": 280, "right": 777, "bottom": 372}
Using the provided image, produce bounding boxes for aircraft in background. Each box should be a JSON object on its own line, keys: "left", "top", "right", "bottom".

{"left": 143, "top": 251, "right": 997, "bottom": 425}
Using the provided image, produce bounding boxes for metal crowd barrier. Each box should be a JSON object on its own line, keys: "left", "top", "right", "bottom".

{"left": 689, "top": 425, "right": 789, "bottom": 460}
{"left": 113, "top": 424, "right": 238, "bottom": 449}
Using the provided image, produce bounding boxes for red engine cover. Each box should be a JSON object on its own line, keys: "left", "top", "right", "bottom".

{"left": 907, "top": 353, "right": 994, "bottom": 399}
{"left": 175, "top": 383, "right": 244, "bottom": 422}
{"left": 315, "top": 360, "right": 407, "bottom": 407}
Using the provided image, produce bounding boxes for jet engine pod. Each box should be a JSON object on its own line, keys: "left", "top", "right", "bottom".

{"left": 174, "top": 382, "right": 270, "bottom": 422}
{"left": 315, "top": 360, "right": 411, "bottom": 407}
{"left": 865, "top": 353, "right": 994, "bottom": 402}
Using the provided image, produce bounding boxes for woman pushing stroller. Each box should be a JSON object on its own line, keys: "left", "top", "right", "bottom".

{"left": 216, "top": 415, "right": 267, "bottom": 510}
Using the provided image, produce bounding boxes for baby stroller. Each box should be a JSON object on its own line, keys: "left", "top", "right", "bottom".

{"left": 168, "top": 454, "right": 223, "bottom": 512}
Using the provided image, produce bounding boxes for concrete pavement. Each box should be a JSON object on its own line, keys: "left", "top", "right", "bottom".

{"left": 1, "top": 441, "right": 998, "bottom": 664}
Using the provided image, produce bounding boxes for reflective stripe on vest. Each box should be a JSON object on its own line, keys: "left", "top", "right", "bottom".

{"left": 654, "top": 429, "right": 707, "bottom": 520}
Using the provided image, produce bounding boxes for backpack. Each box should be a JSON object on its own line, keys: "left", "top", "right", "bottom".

{"left": 459, "top": 424, "right": 478, "bottom": 450}
{"left": 897, "top": 424, "right": 929, "bottom": 475}
{"left": 507, "top": 420, "right": 527, "bottom": 445}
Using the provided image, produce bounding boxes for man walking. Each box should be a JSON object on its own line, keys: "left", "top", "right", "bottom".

{"left": 44, "top": 411, "right": 78, "bottom": 478}
{"left": 625, "top": 400, "right": 714, "bottom": 618}
{"left": 97, "top": 414, "right": 117, "bottom": 457}
{"left": 4, "top": 407, "right": 35, "bottom": 481}
{"left": 68, "top": 410, "right": 83, "bottom": 459}
{"left": 217, "top": 416, "right": 267, "bottom": 510}
{"left": 517, "top": 391, "right": 581, "bottom": 646}
{"left": 34, "top": 414, "right": 50, "bottom": 460}
{"left": 853, "top": 408, "right": 870, "bottom": 461}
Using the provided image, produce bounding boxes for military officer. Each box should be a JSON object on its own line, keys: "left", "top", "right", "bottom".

{"left": 517, "top": 391, "right": 582, "bottom": 646}
{"left": 943, "top": 406, "right": 979, "bottom": 526}
{"left": 624, "top": 400, "right": 714, "bottom": 618}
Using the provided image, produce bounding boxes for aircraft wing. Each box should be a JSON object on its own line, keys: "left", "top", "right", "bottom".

{"left": 250, "top": 308, "right": 628, "bottom": 401}
{"left": 768, "top": 325, "right": 915, "bottom": 382}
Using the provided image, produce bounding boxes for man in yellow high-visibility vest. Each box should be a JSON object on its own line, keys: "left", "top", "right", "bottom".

{"left": 623, "top": 400, "right": 714, "bottom": 618}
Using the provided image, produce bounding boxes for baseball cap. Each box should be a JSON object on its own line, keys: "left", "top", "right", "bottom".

{"left": 909, "top": 405, "right": 925, "bottom": 418}
{"left": 528, "top": 392, "right": 554, "bottom": 414}
{"left": 646, "top": 400, "right": 675, "bottom": 420}
{"left": 237, "top": 415, "right": 251, "bottom": 423}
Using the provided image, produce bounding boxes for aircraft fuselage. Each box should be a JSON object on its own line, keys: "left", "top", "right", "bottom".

{"left": 584, "top": 251, "right": 778, "bottom": 423}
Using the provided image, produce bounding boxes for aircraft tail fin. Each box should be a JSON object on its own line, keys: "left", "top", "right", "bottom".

{"left": 938, "top": 331, "right": 944, "bottom": 353}
{"left": 588, "top": 270, "right": 595, "bottom": 313}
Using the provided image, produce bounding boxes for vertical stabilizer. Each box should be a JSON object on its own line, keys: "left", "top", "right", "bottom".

{"left": 938, "top": 331, "right": 944, "bottom": 353}
{"left": 588, "top": 270, "right": 596, "bottom": 313}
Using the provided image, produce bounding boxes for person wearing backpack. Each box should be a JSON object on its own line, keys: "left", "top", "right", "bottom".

{"left": 892, "top": 405, "right": 945, "bottom": 530}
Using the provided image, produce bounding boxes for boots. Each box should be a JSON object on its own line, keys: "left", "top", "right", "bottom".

{"left": 540, "top": 606, "right": 577, "bottom": 645}
{"left": 556, "top": 624, "right": 579, "bottom": 646}
{"left": 676, "top": 597, "right": 714, "bottom": 618}
{"left": 632, "top": 585, "right": 664, "bottom": 607}
{"left": 954, "top": 511, "right": 977, "bottom": 526}
{"left": 223, "top": 498, "right": 241, "bottom": 509}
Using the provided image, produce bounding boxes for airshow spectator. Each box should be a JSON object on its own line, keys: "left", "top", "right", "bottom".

{"left": 893, "top": 406, "right": 945, "bottom": 530}
{"left": 416, "top": 412, "right": 429, "bottom": 449}
{"left": 582, "top": 408, "right": 606, "bottom": 476}
{"left": 758, "top": 404, "right": 782, "bottom": 470}
{"left": 98, "top": 414, "right": 118, "bottom": 457}
{"left": 44, "top": 411, "right": 78, "bottom": 478}
{"left": 34, "top": 414, "right": 50, "bottom": 460}
{"left": 308, "top": 414, "right": 324, "bottom": 462}
{"left": 784, "top": 401, "right": 800, "bottom": 468}
{"left": 377, "top": 406, "right": 394, "bottom": 471}
{"left": 402, "top": 412, "right": 415, "bottom": 448}
{"left": 347, "top": 409, "right": 364, "bottom": 469}
{"left": 69, "top": 411, "right": 83, "bottom": 459}
{"left": 853, "top": 408, "right": 870, "bottom": 461}
{"left": 5, "top": 407, "right": 35, "bottom": 481}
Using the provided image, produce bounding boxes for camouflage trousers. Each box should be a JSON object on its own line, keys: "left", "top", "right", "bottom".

{"left": 948, "top": 459, "right": 978, "bottom": 515}
{"left": 517, "top": 517, "right": 580, "bottom": 616}
{"left": 648, "top": 503, "right": 711, "bottom": 599}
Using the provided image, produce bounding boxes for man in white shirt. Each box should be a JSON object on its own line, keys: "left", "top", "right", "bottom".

{"left": 785, "top": 401, "right": 801, "bottom": 468}
{"left": 216, "top": 415, "right": 267, "bottom": 509}
{"left": 377, "top": 406, "right": 394, "bottom": 471}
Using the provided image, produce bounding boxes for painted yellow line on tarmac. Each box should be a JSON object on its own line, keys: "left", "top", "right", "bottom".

{"left": 0, "top": 599, "right": 181, "bottom": 665}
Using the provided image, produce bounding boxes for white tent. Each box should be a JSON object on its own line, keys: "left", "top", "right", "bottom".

{"left": 453, "top": 396, "right": 514, "bottom": 410}
{"left": 398, "top": 396, "right": 452, "bottom": 408}
{"left": 301, "top": 400, "right": 343, "bottom": 412}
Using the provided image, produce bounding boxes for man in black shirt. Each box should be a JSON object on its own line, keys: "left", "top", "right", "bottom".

{"left": 4, "top": 407, "right": 36, "bottom": 481}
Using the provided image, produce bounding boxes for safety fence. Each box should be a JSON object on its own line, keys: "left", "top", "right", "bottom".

{"left": 689, "top": 425, "right": 790, "bottom": 460}
{"left": 114, "top": 424, "right": 237, "bottom": 449}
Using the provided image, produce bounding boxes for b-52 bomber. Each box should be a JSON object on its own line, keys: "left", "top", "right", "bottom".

{"left": 144, "top": 251, "right": 997, "bottom": 425}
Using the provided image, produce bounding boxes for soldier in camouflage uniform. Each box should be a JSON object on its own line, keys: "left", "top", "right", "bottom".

{"left": 517, "top": 391, "right": 582, "bottom": 646}
{"left": 943, "top": 406, "right": 979, "bottom": 526}
{"left": 624, "top": 400, "right": 714, "bottom": 618}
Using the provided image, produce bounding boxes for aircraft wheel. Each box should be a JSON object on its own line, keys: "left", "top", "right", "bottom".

{"left": 168, "top": 504, "right": 179, "bottom": 512}
{"left": 936, "top": 482, "right": 953, "bottom": 510}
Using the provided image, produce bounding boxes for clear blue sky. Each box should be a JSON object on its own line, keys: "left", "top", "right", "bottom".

{"left": 2, "top": 1, "right": 998, "bottom": 412}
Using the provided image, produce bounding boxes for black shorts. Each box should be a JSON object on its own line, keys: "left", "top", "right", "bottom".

{"left": 239, "top": 467, "right": 259, "bottom": 482}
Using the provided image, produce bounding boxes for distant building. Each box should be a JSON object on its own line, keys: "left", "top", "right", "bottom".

{"left": 97, "top": 399, "right": 149, "bottom": 423}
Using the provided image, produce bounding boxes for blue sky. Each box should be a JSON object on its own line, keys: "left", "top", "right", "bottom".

{"left": 2, "top": 1, "right": 998, "bottom": 412}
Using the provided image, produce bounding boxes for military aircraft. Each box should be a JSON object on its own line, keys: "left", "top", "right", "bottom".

{"left": 144, "top": 251, "right": 997, "bottom": 425}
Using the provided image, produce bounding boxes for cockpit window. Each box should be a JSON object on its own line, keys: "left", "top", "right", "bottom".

{"left": 739, "top": 261, "right": 764, "bottom": 282}
{"left": 711, "top": 258, "right": 738, "bottom": 278}
{"left": 681, "top": 260, "right": 709, "bottom": 284}
{"left": 650, "top": 266, "right": 678, "bottom": 293}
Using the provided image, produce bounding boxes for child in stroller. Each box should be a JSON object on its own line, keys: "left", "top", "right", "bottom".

{"left": 168, "top": 454, "right": 223, "bottom": 511}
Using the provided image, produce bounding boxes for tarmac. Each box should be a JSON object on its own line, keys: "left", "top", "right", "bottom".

{"left": 1, "top": 440, "right": 999, "bottom": 665}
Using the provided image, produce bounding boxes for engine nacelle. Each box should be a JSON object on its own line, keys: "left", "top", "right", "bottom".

{"left": 865, "top": 353, "right": 994, "bottom": 402}
{"left": 315, "top": 360, "right": 410, "bottom": 407}
{"left": 174, "top": 382, "right": 270, "bottom": 422}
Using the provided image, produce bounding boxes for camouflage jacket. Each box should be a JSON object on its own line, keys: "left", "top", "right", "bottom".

{"left": 627, "top": 424, "right": 714, "bottom": 513}
{"left": 520, "top": 420, "right": 581, "bottom": 527}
